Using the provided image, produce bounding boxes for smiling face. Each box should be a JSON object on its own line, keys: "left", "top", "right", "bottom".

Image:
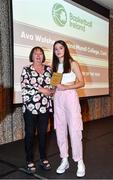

{"left": 54, "top": 43, "right": 65, "bottom": 62}
{"left": 32, "top": 48, "right": 44, "bottom": 65}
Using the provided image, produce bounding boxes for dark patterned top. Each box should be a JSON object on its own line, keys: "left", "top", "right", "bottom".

{"left": 21, "top": 64, "right": 53, "bottom": 114}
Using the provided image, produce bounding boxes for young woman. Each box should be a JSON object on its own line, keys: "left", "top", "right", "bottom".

{"left": 21, "top": 46, "right": 53, "bottom": 173}
{"left": 52, "top": 40, "right": 85, "bottom": 177}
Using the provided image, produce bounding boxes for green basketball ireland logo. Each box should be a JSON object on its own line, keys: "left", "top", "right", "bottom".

{"left": 52, "top": 3, "right": 67, "bottom": 27}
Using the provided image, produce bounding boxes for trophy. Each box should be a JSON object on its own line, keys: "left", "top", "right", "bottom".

{"left": 51, "top": 72, "right": 63, "bottom": 86}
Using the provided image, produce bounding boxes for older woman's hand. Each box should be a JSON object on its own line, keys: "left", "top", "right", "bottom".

{"left": 38, "top": 87, "right": 52, "bottom": 96}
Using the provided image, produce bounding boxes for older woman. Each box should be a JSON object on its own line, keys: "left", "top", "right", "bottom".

{"left": 21, "top": 46, "right": 53, "bottom": 172}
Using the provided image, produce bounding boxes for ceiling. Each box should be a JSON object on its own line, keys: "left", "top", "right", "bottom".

{"left": 92, "top": 0, "right": 113, "bottom": 16}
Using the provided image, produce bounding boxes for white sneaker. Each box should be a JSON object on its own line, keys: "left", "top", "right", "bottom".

{"left": 56, "top": 158, "right": 69, "bottom": 174}
{"left": 76, "top": 160, "right": 85, "bottom": 177}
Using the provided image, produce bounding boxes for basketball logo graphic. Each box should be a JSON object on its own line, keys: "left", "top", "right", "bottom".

{"left": 52, "top": 3, "right": 67, "bottom": 27}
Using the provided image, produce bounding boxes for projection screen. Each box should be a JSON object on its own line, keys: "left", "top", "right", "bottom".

{"left": 12, "top": 0, "right": 109, "bottom": 103}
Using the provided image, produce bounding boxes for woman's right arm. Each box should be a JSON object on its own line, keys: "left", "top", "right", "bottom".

{"left": 21, "top": 67, "right": 34, "bottom": 103}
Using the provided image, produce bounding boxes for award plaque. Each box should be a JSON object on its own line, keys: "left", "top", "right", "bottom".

{"left": 51, "top": 72, "right": 63, "bottom": 86}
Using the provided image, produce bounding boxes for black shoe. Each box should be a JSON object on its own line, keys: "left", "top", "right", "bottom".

{"left": 40, "top": 159, "right": 51, "bottom": 170}
{"left": 27, "top": 162, "right": 36, "bottom": 173}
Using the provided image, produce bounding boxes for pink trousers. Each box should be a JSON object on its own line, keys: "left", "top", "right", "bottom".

{"left": 54, "top": 89, "right": 83, "bottom": 162}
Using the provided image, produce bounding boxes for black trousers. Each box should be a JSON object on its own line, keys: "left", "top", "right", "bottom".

{"left": 23, "top": 110, "right": 49, "bottom": 162}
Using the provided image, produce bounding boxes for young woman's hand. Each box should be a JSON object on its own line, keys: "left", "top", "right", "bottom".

{"left": 56, "top": 84, "right": 67, "bottom": 91}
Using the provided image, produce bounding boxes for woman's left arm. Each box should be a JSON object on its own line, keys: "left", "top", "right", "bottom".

{"left": 71, "top": 61, "right": 85, "bottom": 89}
{"left": 38, "top": 66, "right": 55, "bottom": 96}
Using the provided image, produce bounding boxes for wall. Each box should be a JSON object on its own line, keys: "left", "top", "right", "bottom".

{"left": 0, "top": 0, "right": 113, "bottom": 144}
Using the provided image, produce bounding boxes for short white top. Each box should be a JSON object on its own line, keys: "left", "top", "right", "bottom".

{"left": 58, "top": 63, "right": 76, "bottom": 84}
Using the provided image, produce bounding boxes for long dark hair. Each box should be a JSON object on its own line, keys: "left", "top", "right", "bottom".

{"left": 52, "top": 40, "right": 73, "bottom": 73}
